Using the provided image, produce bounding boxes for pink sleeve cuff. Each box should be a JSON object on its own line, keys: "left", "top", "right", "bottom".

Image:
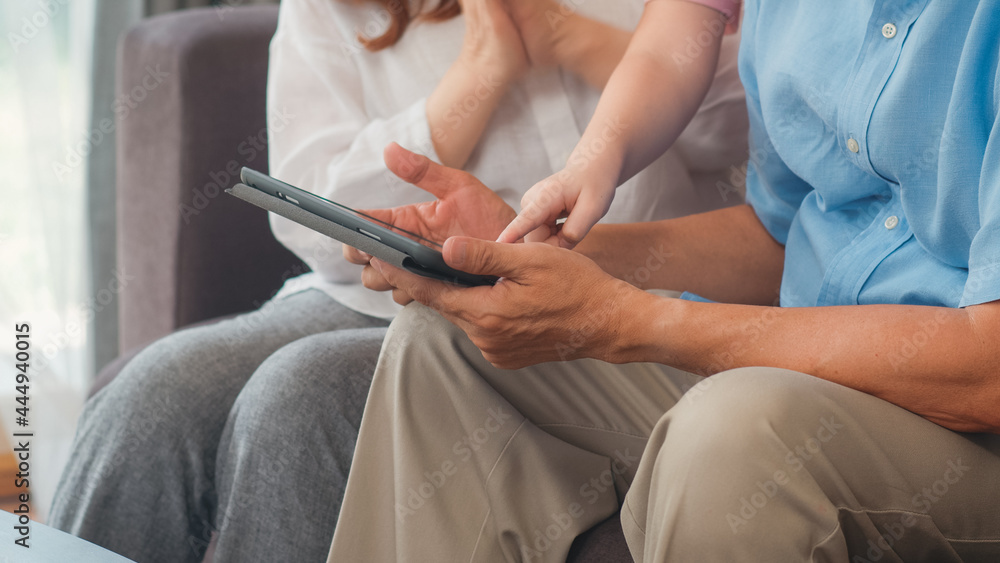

{"left": 646, "top": 0, "right": 742, "bottom": 33}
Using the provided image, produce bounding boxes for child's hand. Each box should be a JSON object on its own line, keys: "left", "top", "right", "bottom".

{"left": 500, "top": 0, "right": 729, "bottom": 248}
{"left": 497, "top": 166, "right": 616, "bottom": 248}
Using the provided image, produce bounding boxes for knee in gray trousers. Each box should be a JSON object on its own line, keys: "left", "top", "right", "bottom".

{"left": 49, "top": 290, "right": 389, "bottom": 563}
{"left": 50, "top": 324, "right": 252, "bottom": 561}
{"left": 213, "top": 327, "right": 386, "bottom": 563}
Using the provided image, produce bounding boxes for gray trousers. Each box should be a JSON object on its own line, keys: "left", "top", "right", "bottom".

{"left": 329, "top": 303, "right": 1000, "bottom": 562}
{"left": 49, "top": 289, "right": 388, "bottom": 563}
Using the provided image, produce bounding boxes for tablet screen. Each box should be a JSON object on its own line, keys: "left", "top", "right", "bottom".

{"left": 334, "top": 201, "right": 442, "bottom": 250}
{"left": 274, "top": 185, "right": 443, "bottom": 249}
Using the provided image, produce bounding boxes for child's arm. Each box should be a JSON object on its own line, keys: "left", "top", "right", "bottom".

{"left": 498, "top": 0, "right": 731, "bottom": 248}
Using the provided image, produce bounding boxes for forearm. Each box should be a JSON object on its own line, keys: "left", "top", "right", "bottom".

{"left": 564, "top": 2, "right": 726, "bottom": 185}
{"left": 426, "top": 60, "right": 510, "bottom": 169}
{"left": 619, "top": 295, "right": 1000, "bottom": 433}
{"left": 576, "top": 205, "right": 785, "bottom": 305}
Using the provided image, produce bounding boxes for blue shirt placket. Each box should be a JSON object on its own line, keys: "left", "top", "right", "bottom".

{"left": 816, "top": 0, "right": 928, "bottom": 306}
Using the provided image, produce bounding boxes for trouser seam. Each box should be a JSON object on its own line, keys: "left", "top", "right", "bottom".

{"left": 467, "top": 420, "right": 528, "bottom": 562}
{"left": 621, "top": 497, "right": 645, "bottom": 541}
{"left": 536, "top": 422, "right": 647, "bottom": 440}
{"left": 468, "top": 507, "right": 493, "bottom": 563}
{"left": 484, "top": 419, "right": 528, "bottom": 484}
{"left": 811, "top": 521, "right": 844, "bottom": 561}
{"left": 835, "top": 506, "right": 1000, "bottom": 542}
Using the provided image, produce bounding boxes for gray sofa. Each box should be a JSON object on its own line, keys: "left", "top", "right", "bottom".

{"left": 99, "top": 6, "right": 631, "bottom": 562}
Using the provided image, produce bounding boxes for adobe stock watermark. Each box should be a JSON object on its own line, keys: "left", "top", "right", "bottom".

{"left": 516, "top": 115, "right": 627, "bottom": 233}
{"left": 887, "top": 261, "right": 994, "bottom": 373}
{"left": 725, "top": 415, "right": 845, "bottom": 533}
{"left": 714, "top": 133, "right": 778, "bottom": 203}
{"left": 521, "top": 448, "right": 640, "bottom": 560}
{"left": 52, "top": 64, "right": 171, "bottom": 181}
{"left": 896, "top": 125, "right": 960, "bottom": 184}
{"left": 395, "top": 405, "right": 513, "bottom": 522}
{"left": 716, "top": 81, "right": 829, "bottom": 200}
{"left": 216, "top": 438, "right": 314, "bottom": 535}
{"left": 379, "top": 136, "right": 437, "bottom": 197}
{"left": 223, "top": 262, "right": 310, "bottom": 346}
{"left": 432, "top": 73, "right": 503, "bottom": 145}
{"left": 542, "top": 0, "right": 588, "bottom": 29}
{"left": 33, "top": 269, "right": 135, "bottom": 376}
{"left": 887, "top": 307, "right": 949, "bottom": 372}
{"left": 84, "top": 388, "right": 177, "bottom": 489}
{"left": 851, "top": 458, "right": 970, "bottom": 563}
{"left": 671, "top": 14, "right": 727, "bottom": 71}
{"left": 214, "top": 0, "right": 259, "bottom": 21}
{"left": 680, "top": 297, "right": 784, "bottom": 382}
{"left": 63, "top": 388, "right": 180, "bottom": 534}
{"left": 334, "top": 0, "right": 408, "bottom": 62}
{"left": 6, "top": 0, "right": 69, "bottom": 54}
{"left": 564, "top": 117, "right": 626, "bottom": 172}
{"left": 555, "top": 303, "right": 614, "bottom": 362}
{"left": 555, "top": 244, "right": 671, "bottom": 361}
{"left": 714, "top": 159, "right": 749, "bottom": 203}
{"left": 179, "top": 107, "right": 295, "bottom": 224}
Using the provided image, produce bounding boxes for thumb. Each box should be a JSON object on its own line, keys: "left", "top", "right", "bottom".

{"left": 556, "top": 190, "right": 611, "bottom": 249}
{"left": 443, "top": 236, "right": 526, "bottom": 278}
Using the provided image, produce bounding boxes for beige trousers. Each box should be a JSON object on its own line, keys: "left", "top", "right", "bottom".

{"left": 328, "top": 304, "right": 1000, "bottom": 562}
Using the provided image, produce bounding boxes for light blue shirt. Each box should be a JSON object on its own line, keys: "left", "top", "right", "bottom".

{"left": 741, "top": 0, "right": 1000, "bottom": 308}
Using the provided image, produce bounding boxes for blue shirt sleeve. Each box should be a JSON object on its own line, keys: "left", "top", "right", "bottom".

{"left": 961, "top": 106, "right": 1000, "bottom": 307}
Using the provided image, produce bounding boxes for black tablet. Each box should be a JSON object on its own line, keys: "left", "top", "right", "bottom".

{"left": 227, "top": 168, "right": 498, "bottom": 287}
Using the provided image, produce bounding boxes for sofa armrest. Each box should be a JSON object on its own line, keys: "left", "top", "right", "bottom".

{"left": 116, "top": 5, "right": 306, "bottom": 352}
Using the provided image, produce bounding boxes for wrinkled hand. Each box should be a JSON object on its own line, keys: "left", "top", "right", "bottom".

{"left": 370, "top": 235, "right": 640, "bottom": 369}
{"left": 344, "top": 143, "right": 517, "bottom": 304}
{"left": 497, "top": 166, "right": 616, "bottom": 248}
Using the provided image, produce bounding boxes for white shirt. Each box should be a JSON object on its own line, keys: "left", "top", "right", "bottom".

{"left": 267, "top": 0, "right": 748, "bottom": 319}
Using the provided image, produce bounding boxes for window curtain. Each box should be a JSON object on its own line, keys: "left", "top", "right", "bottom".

{"left": 88, "top": 0, "right": 144, "bottom": 381}
{"left": 2, "top": 0, "right": 278, "bottom": 521}
{"left": 1, "top": 0, "right": 102, "bottom": 522}
{"left": 145, "top": 0, "right": 280, "bottom": 16}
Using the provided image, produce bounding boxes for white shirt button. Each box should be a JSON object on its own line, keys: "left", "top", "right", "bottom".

{"left": 882, "top": 23, "right": 897, "bottom": 39}
{"left": 884, "top": 215, "right": 899, "bottom": 230}
{"left": 847, "top": 138, "right": 860, "bottom": 153}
